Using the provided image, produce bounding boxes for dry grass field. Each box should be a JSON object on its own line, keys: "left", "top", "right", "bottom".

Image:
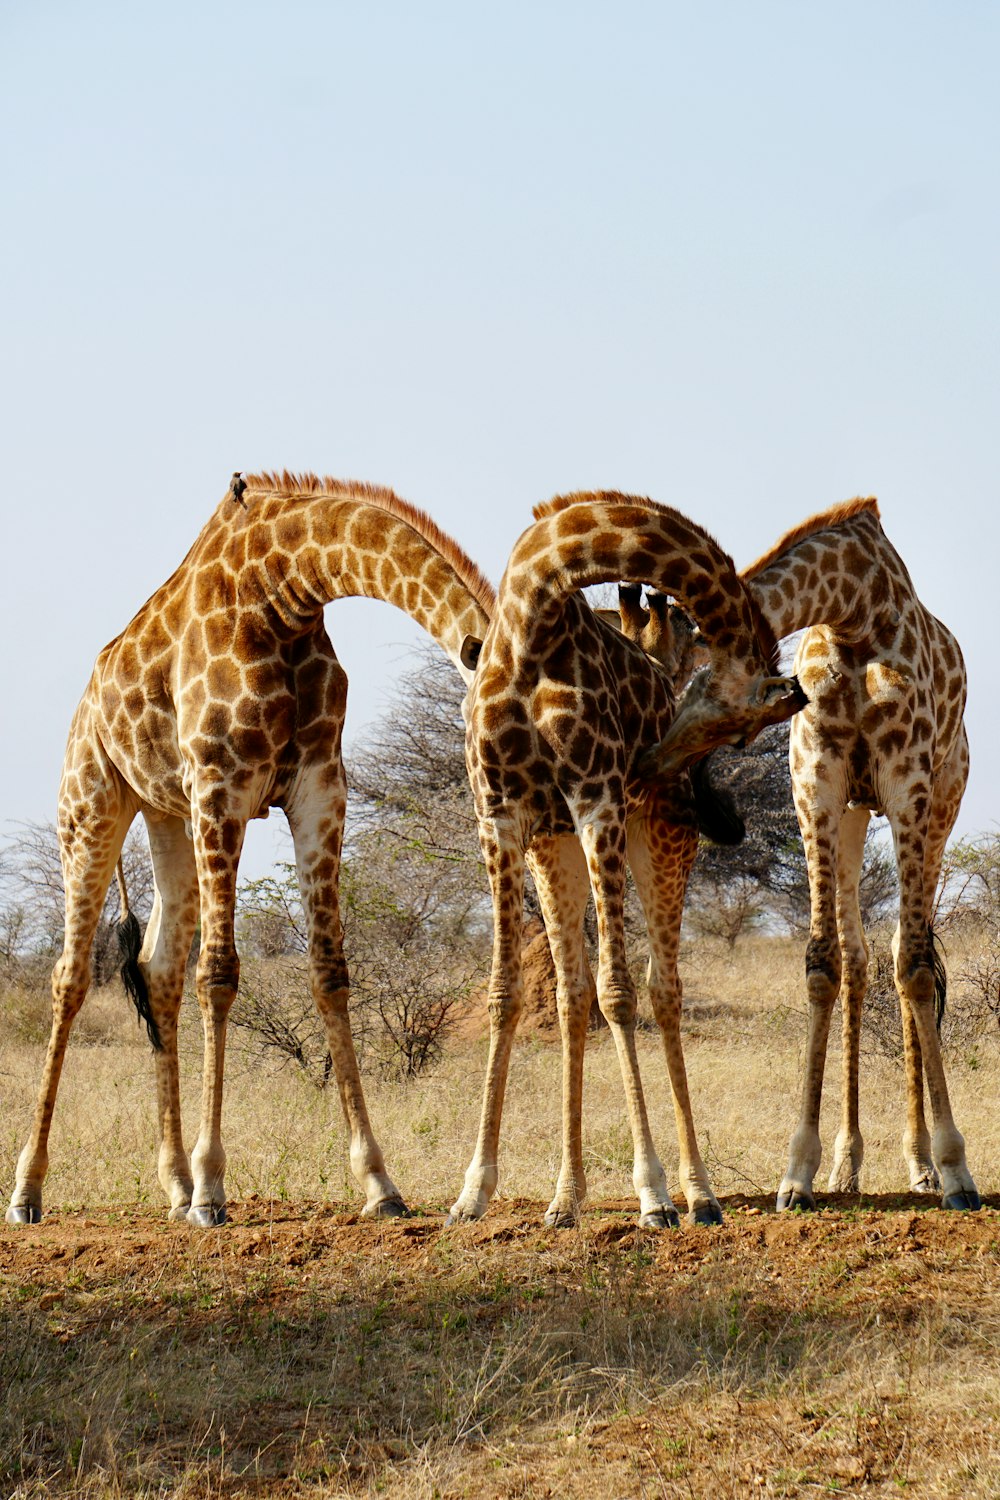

{"left": 3, "top": 934, "right": 1000, "bottom": 1497}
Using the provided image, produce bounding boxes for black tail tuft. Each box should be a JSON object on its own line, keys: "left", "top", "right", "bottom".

{"left": 929, "top": 923, "right": 947, "bottom": 1031}
{"left": 118, "top": 911, "right": 162, "bottom": 1052}
{"left": 691, "top": 755, "right": 746, "bottom": 846}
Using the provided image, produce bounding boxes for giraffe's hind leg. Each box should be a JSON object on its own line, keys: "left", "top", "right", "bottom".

{"left": 448, "top": 819, "right": 527, "bottom": 1225}
{"left": 628, "top": 810, "right": 722, "bottom": 1226}
{"left": 142, "top": 815, "right": 200, "bottom": 1220}
{"left": 7, "top": 744, "right": 135, "bottom": 1224}
{"left": 828, "top": 805, "right": 870, "bottom": 1194}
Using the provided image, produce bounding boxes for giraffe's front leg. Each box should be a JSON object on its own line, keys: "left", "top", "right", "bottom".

{"left": 898, "top": 999, "right": 939, "bottom": 1194}
{"left": 897, "top": 745, "right": 967, "bottom": 1198}
{"left": 142, "top": 816, "right": 201, "bottom": 1220}
{"left": 827, "top": 806, "right": 870, "bottom": 1194}
{"left": 778, "top": 791, "right": 842, "bottom": 1212}
{"left": 893, "top": 918, "right": 979, "bottom": 1211}
{"left": 188, "top": 968, "right": 236, "bottom": 1228}
{"left": 185, "top": 793, "right": 250, "bottom": 1228}
{"left": 287, "top": 759, "right": 405, "bottom": 1218}
{"left": 778, "top": 951, "right": 840, "bottom": 1211}
{"left": 314, "top": 985, "right": 407, "bottom": 1217}
{"left": 528, "top": 836, "right": 593, "bottom": 1228}
{"left": 629, "top": 811, "right": 722, "bottom": 1226}
{"left": 581, "top": 816, "right": 678, "bottom": 1230}
{"left": 448, "top": 822, "right": 525, "bottom": 1225}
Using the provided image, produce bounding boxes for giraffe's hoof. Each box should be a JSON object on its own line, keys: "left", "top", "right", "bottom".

{"left": 638, "top": 1206, "right": 681, "bottom": 1230}
{"left": 444, "top": 1209, "right": 481, "bottom": 1227}
{"left": 776, "top": 1189, "right": 816, "bottom": 1213}
{"left": 543, "top": 1206, "right": 579, "bottom": 1229}
{"left": 187, "top": 1203, "right": 227, "bottom": 1227}
{"left": 911, "top": 1171, "right": 941, "bottom": 1194}
{"left": 168, "top": 1204, "right": 193, "bottom": 1223}
{"left": 363, "top": 1196, "right": 410, "bottom": 1220}
{"left": 942, "top": 1188, "right": 981, "bottom": 1212}
{"left": 827, "top": 1171, "right": 860, "bottom": 1193}
{"left": 688, "top": 1201, "right": 724, "bottom": 1227}
{"left": 5, "top": 1203, "right": 41, "bottom": 1225}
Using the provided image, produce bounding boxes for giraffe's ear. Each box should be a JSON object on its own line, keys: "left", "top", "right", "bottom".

{"left": 754, "top": 674, "right": 809, "bottom": 713}
{"left": 460, "top": 635, "right": 483, "bottom": 672}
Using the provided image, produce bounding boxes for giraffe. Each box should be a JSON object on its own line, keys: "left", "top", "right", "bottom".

{"left": 447, "top": 491, "right": 806, "bottom": 1229}
{"left": 519, "top": 590, "right": 741, "bottom": 1229}
{"left": 735, "top": 497, "right": 979, "bottom": 1212}
{"left": 6, "top": 471, "right": 495, "bottom": 1227}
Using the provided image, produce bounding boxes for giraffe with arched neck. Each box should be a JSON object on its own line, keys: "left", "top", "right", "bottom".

{"left": 448, "top": 491, "right": 806, "bottom": 1229}
{"left": 6, "top": 472, "right": 494, "bottom": 1228}
{"left": 739, "top": 497, "right": 978, "bottom": 1212}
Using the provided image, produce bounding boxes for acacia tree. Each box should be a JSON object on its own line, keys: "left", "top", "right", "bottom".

{"left": 231, "top": 647, "right": 490, "bottom": 1080}
{"left": 345, "top": 647, "right": 490, "bottom": 1073}
{"left": 346, "top": 646, "right": 482, "bottom": 866}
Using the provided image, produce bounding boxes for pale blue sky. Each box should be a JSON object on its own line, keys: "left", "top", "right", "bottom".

{"left": 2, "top": 3, "right": 998, "bottom": 877}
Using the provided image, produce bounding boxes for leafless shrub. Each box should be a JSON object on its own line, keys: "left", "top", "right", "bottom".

{"left": 0, "top": 821, "right": 154, "bottom": 993}
{"left": 230, "top": 790, "right": 490, "bottom": 1081}
{"left": 955, "top": 950, "right": 1000, "bottom": 1027}
{"left": 685, "top": 874, "right": 768, "bottom": 949}
{"left": 859, "top": 931, "right": 903, "bottom": 1060}
{"left": 856, "top": 921, "right": 1000, "bottom": 1061}
{"left": 934, "top": 832, "right": 1000, "bottom": 933}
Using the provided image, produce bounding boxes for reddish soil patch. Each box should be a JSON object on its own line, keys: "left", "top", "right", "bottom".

{"left": 4, "top": 1196, "right": 1000, "bottom": 1497}
{"left": 3, "top": 1193, "right": 998, "bottom": 1298}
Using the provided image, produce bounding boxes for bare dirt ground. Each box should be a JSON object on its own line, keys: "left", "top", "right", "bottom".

{"left": 4, "top": 1193, "right": 1000, "bottom": 1498}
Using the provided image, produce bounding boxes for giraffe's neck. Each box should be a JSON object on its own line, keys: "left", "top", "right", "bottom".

{"left": 743, "top": 503, "right": 907, "bottom": 642}
{"left": 501, "top": 492, "right": 777, "bottom": 672}
{"left": 238, "top": 478, "right": 494, "bottom": 673}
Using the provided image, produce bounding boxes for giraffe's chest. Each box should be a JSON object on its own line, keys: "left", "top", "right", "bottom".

{"left": 792, "top": 634, "right": 942, "bottom": 810}
{"left": 468, "top": 684, "right": 672, "bottom": 840}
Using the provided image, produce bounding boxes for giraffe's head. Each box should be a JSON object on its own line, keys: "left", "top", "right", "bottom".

{"left": 605, "top": 582, "right": 805, "bottom": 774}
{"left": 638, "top": 650, "right": 807, "bottom": 778}
{"left": 610, "top": 584, "right": 711, "bottom": 689}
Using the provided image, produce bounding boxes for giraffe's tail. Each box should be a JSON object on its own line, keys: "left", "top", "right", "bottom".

{"left": 690, "top": 755, "right": 745, "bottom": 846}
{"left": 115, "top": 861, "right": 162, "bottom": 1052}
{"left": 929, "top": 923, "right": 947, "bottom": 1031}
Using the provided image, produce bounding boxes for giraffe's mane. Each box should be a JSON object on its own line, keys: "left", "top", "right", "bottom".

{"left": 531, "top": 490, "right": 780, "bottom": 672}
{"left": 533, "top": 489, "right": 679, "bottom": 523}
{"left": 243, "top": 470, "right": 497, "bottom": 616}
{"left": 743, "top": 497, "right": 881, "bottom": 580}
